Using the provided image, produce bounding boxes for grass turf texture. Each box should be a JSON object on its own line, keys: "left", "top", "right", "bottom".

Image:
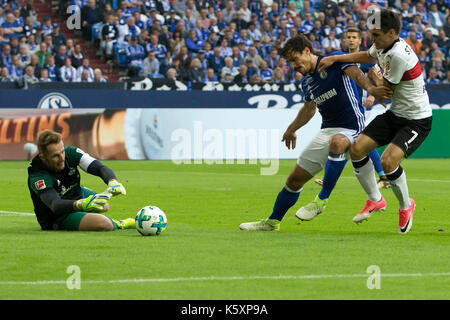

{"left": 0, "top": 159, "right": 449, "bottom": 300}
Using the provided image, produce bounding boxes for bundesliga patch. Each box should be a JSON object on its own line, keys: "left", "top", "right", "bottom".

{"left": 34, "top": 180, "right": 46, "bottom": 190}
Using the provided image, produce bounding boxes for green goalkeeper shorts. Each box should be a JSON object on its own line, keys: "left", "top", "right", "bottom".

{"left": 55, "top": 186, "right": 96, "bottom": 231}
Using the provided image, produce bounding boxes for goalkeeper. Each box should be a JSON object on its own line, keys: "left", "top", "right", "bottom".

{"left": 27, "top": 129, "right": 134, "bottom": 231}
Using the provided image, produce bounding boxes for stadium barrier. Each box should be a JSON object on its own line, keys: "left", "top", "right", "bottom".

{"left": 0, "top": 83, "right": 448, "bottom": 160}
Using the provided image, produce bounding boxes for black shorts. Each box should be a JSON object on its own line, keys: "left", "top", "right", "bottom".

{"left": 363, "top": 110, "right": 432, "bottom": 158}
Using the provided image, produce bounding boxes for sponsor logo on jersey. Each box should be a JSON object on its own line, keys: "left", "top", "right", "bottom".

{"left": 34, "top": 180, "right": 46, "bottom": 190}
{"left": 312, "top": 88, "right": 338, "bottom": 106}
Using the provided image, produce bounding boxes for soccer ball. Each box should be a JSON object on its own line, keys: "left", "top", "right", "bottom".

{"left": 135, "top": 206, "right": 167, "bottom": 236}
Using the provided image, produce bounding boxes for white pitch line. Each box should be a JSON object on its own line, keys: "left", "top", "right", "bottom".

{"left": 1, "top": 272, "right": 450, "bottom": 286}
{"left": 0, "top": 210, "right": 34, "bottom": 216}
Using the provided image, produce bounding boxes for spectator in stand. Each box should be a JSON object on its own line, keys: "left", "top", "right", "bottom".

{"left": 175, "top": 46, "right": 192, "bottom": 79}
{"left": 17, "top": 44, "right": 31, "bottom": 69}
{"left": 26, "top": 34, "right": 38, "bottom": 54}
{"left": 8, "top": 54, "right": 22, "bottom": 80}
{"left": 244, "top": 57, "right": 258, "bottom": 78}
{"left": 76, "top": 58, "right": 94, "bottom": 82}
{"left": 23, "top": 65, "right": 39, "bottom": 85}
{"left": 140, "top": 50, "right": 161, "bottom": 78}
{"left": 28, "top": 54, "right": 41, "bottom": 78}
{"left": 0, "top": 66, "right": 13, "bottom": 82}
{"left": 187, "top": 58, "right": 204, "bottom": 83}
{"left": 322, "top": 30, "right": 341, "bottom": 55}
{"left": 59, "top": 57, "right": 77, "bottom": 82}
{"left": 81, "top": 0, "right": 104, "bottom": 41}
{"left": 246, "top": 45, "right": 264, "bottom": 69}
{"left": 39, "top": 68, "right": 52, "bottom": 82}
{"left": 9, "top": 36, "right": 20, "bottom": 55}
{"left": 203, "top": 67, "right": 218, "bottom": 82}
{"left": 166, "top": 67, "right": 178, "bottom": 81}
{"left": 249, "top": 72, "right": 263, "bottom": 84}
{"left": 426, "top": 67, "right": 442, "bottom": 84}
{"left": 146, "top": 34, "right": 167, "bottom": 63}
{"left": 35, "top": 42, "right": 51, "bottom": 68}
{"left": 54, "top": 44, "right": 69, "bottom": 68}
{"left": 220, "top": 56, "right": 239, "bottom": 81}
{"left": 79, "top": 68, "right": 94, "bottom": 82}
{"left": 230, "top": 45, "right": 244, "bottom": 67}
{"left": 45, "top": 55, "right": 59, "bottom": 81}
{"left": 101, "top": 14, "right": 119, "bottom": 62}
{"left": 94, "top": 68, "right": 108, "bottom": 82}
{"left": 51, "top": 24, "right": 66, "bottom": 51}
{"left": 443, "top": 71, "right": 450, "bottom": 84}
{"left": 233, "top": 64, "right": 249, "bottom": 84}
{"left": 406, "top": 31, "right": 422, "bottom": 56}
{"left": 2, "top": 13, "right": 23, "bottom": 39}
{"left": 223, "top": 1, "right": 236, "bottom": 24}
{"left": 207, "top": 46, "right": 225, "bottom": 76}
{"left": 41, "top": 16, "right": 53, "bottom": 36}
{"left": 266, "top": 47, "right": 279, "bottom": 70}
{"left": 126, "top": 35, "right": 145, "bottom": 77}
{"left": 70, "top": 43, "right": 84, "bottom": 69}
{"left": 431, "top": 58, "right": 447, "bottom": 81}
{"left": 258, "top": 60, "right": 273, "bottom": 82}
{"left": 185, "top": 29, "right": 203, "bottom": 54}
{"left": 428, "top": 2, "right": 446, "bottom": 29}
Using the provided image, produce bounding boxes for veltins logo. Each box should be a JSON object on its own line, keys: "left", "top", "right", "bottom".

{"left": 37, "top": 93, "right": 73, "bottom": 109}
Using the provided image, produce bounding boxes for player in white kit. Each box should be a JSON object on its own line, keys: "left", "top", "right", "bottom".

{"left": 318, "top": 9, "right": 432, "bottom": 234}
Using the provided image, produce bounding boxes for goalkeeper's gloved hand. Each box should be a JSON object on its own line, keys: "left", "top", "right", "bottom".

{"left": 74, "top": 193, "right": 110, "bottom": 213}
{"left": 106, "top": 179, "right": 127, "bottom": 196}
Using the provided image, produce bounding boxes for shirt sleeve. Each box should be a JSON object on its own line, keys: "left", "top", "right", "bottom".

{"left": 65, "top": 146, "right": 96, "bottom": 171}
{"left": 29, "top": 171, "right": 53, "bottom": 194}
{"left": 301, "top": 78, "right": 311, "bottom": 102}
{"left": 368, "top": 44, "right": 377, "bottom": 58}
{"left": 383, "top": 53, "right": 407, "bottom": 85}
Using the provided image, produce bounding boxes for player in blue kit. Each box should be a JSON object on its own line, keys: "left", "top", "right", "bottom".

{"left": 240, "top": 34, "right": 391, "bottom": 231}
{"left": 314, "top": 27, "right": 391, "bottom": 190}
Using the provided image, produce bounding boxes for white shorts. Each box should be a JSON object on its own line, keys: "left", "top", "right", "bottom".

{"left": 297, "top": 127, "right": 359, "bottom": 176}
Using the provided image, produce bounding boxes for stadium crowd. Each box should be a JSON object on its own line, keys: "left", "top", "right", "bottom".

{"left": 0, "top": 0, "right": 449, "bottom": 85}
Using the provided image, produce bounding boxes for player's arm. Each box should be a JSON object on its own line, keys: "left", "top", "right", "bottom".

{"left": 69, "top": 147, "right": 127, "bottom": 196}
{"left": 39, "top": 188, "right": 109, "bottom": 215}
{"left": 86, "top": 160, "right": 127, "bottom": 196}
{"left": 318, "top": 51, "right": 376, "bottom": 73}
{"left": 282, "top": 101, "right": 317, "bottom": 150}
{"left": 343, "top": 65, "right": 392, "bottom": 107}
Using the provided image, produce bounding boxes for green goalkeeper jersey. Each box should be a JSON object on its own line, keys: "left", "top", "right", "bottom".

{"left": 27, "top": 146, "right": 90, "bottom": 229}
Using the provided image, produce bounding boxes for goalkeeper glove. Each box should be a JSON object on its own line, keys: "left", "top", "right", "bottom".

{"left": 74, "top": 194, "right": 110, "bottom": 213}
{"left": 106, "top": 179, "right": 126, "bottom": 196}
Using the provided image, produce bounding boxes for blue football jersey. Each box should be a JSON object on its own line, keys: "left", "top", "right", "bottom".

{"left": 301, "top": 53, "right": 365, "bottom": 131}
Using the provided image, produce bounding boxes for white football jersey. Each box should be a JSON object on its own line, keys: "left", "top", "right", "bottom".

{"left": 368, "top": 38, "right": 432, "bottom": 120}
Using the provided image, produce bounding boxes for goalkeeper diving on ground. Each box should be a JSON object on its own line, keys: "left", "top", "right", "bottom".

{"left": 27, "top": 129, "right": 135, "bottom": 231}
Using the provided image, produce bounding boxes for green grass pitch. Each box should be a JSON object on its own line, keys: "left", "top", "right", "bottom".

{"left": 0, "top": 159, "right": 449, "bottom": 300}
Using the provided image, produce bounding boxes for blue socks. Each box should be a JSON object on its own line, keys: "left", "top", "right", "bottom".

{"left": 318, "top": 152, "right": 347, "bottom": 200}
{"left": 268, "top": 186, "right": 301, "bottom": 221}
{"left": 369, "top": 149, "right": 385, "bottom": 177}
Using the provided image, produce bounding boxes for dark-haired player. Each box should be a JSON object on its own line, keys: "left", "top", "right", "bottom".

{"left": 319, "top": 9, "right": 432, "bottom": 234}
{"left": 28, "top": 129, "right": 135, "bottom": 231}
{"left": 240, "top": 34, "right": 390, "bottom": 231}
{"left": 315, "top": 27, "right": 391, "bottom": 190}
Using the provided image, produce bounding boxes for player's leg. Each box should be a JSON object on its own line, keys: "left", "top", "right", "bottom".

{"left": 318, "top": 133, "right": 351, "bottom": 201}
{"left": 239, "top": 129, "right": 330, "bottom": 231}
{"left": 297, "top": 133, "right": 351, "bottom": 221}
{"left": 78, "top": 213, "right": 115, "bottom": 231}
{"left": 295, "top": 129, "right": 345, "bottom": 221}
{"left": 383, "top": 117, "right": 432, "bottom": 234}
{"left": 80, "top": 186, "right": 135, "bottom": 230}
{"left": 350, "top": 133, "right": 387, "bottom": 223}
{"left": 239, "top": 164, "right": 312, "bottom": 231}
{"left": 368, "top": 148, "right": 390, "bottom": 189}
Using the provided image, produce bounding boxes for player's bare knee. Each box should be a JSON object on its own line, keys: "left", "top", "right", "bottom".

{"left": 329, "top": 135, "right": 350, "bottom": 154}
{"left": 96, "top": 219, "right": 114, "bottom": 231}
{"left": 350, "top": 143, "right": 365, "bottom": 160}
{"left": 380, "top": 155, "right": 397, "bottom": 173}
{"left": 286, "top": 174, "right": 303, "bottom": 191}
